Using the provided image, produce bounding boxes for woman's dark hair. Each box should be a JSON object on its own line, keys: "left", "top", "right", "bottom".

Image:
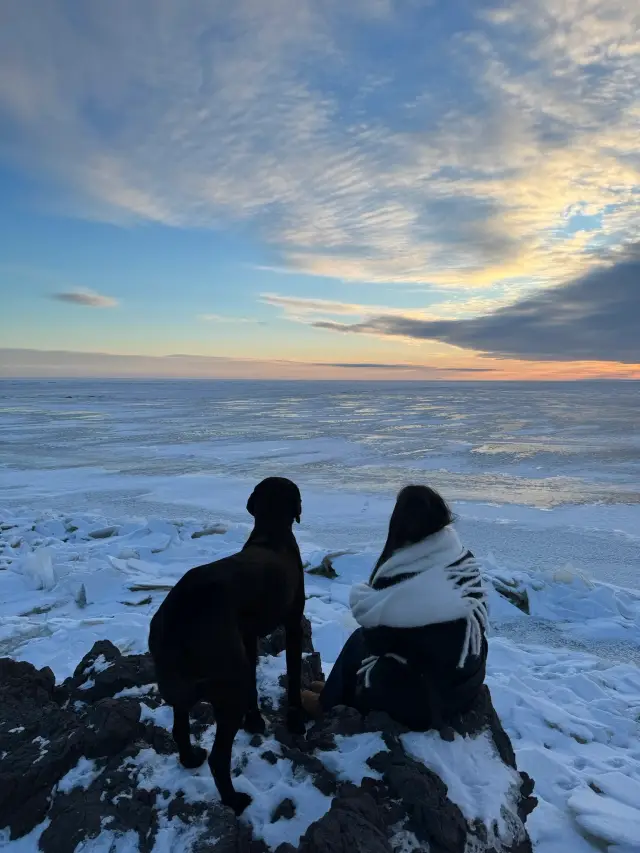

{"left": 370, "top": 485, "right": 453, "bottom": 583}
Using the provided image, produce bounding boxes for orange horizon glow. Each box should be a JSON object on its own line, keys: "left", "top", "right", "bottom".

{"left": 1, "top": 349, "right": 639, "bottom": 381}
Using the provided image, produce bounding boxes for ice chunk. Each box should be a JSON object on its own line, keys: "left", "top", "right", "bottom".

{"left": 568, "top": 788, "right": 640, "bottom": 847}
{"left": 20, "top": 548, "right": 57, "bottom": 590}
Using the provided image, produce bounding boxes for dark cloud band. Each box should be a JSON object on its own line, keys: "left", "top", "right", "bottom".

{"left": 314, "top": 246, "right": 640, "bottom": 364}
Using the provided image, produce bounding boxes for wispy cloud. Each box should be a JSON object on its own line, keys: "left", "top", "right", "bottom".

{"left": 261, "top": 288, "right": 532, "bottom": 324}
{"left": 50, "top": 289, "right": 118, "bottom": 307}
{"left": 313, "top": 244, "right": 640, "bottom": 364}
{"left": 261, "top": 294, "right": 368, "bottom": 316}
{"left": 0, "top": 0, "right": 638, "bottom": 292}
{"left": 0, "top": 348, "right": 492, "bottom": 380}
{"left": 313, "top": 362, "right": 495, "bottom": 372}
{"left": 199, "top": 313, "right": 264, "bottom": 324}
{"left": 259, "top": 292, "right": 434, "bottom": 320}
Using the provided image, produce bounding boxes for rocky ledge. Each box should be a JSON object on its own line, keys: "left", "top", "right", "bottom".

{"left": 0, "top": 621, "right": 535, "bottom": 853}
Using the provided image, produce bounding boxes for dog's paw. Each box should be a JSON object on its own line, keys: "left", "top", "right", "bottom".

{"left": 243, "top": 709, "right": 267, "bottom": 735}
{"left": 224, "top": 791, "right": 253, "bottom": 816}
{"left": 179, "top": 746, "right": 208, "bottom": 769}
{"left": 286, "top": 706, "right": 307, "bottom": 735}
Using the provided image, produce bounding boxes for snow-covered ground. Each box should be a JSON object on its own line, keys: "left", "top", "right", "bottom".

{"left": 1, "top": 379, "right": 639, "bottom": 851}
{"left": 0, "top": 508, "right": 639, "bottom": 852}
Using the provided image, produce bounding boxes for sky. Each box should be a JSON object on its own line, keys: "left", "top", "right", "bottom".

{"left": 0, "top": 0, "right": 639, "bottom": 380}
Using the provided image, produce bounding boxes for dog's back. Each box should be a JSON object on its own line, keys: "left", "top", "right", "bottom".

{"left": 149, "top": 540, "right": 302, "bottom": 698}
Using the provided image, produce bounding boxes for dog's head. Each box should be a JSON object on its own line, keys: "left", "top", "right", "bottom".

{"left": 246, "top": 477, "right": 302, "bottom": 526}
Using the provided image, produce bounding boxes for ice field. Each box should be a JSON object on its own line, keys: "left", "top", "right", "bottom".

{"left": 1, "top": 379, "right": 639, "bottom": 851}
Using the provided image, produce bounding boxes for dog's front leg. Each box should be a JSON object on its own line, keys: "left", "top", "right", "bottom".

{"left": 285, "top": 616, "right": 306, "bottom": 734}
{"left": 242, "top": 632, "right": 266, "bottom": 735}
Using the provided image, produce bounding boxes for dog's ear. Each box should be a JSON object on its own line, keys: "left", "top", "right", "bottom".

{"left": 246, "top": 491, "right": 256, "bottom": 518}
{"left": 293, "top": 489, "right": 302, "bottom": 524}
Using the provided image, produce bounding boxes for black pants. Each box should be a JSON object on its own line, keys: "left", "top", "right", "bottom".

{"left": 319, "top": 627, "right": 369, "bottom": 712}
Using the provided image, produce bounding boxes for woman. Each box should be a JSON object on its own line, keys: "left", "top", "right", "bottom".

{"left": 302, "top": 485, "right": 489, "bottom": 730}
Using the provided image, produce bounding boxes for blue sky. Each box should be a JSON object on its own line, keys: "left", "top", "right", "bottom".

{"left": 1, "top": 0, "right": 638, "bottom": 379}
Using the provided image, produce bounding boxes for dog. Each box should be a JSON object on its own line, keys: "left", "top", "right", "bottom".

{"left": 148, "top": 477, "right": 306, "bottom": 815}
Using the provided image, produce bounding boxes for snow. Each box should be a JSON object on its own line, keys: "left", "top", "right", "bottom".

{"left": 568, "top": 788, "right": 640, "bottom": 847}
{"left": 1, "top": 379, "right": 639, "bottom": 852}
{"left": 127, "top": 738, "right": 334, "bottom": 850}
{"left": 317, "top": 733, "right": 386, "bottom": 784}
{"left": 57, "top": 757, "right": 100, "bottom": 793}
{"left": 401, "top": 730, "right": 522, "bottom": 838}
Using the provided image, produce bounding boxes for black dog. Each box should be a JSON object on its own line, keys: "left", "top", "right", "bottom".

{"left": 148, "top": 477, "right": 306, "bottom": 815}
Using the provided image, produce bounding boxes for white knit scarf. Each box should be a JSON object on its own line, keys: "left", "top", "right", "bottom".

{"left": 349, "top": 525, "right": 489, "bottom": 673}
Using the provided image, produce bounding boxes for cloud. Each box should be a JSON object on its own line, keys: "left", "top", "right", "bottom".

{"left": 314, "top": 362, "right": 495, "bottom": 372}
{"left": 261, "top": 287, "right": 534, "bottom": 323}
{"left": 314, "top": 362, "right": 418, "bottom": 370}
{"left": 0, "top": 348, "right": 492, "bottom": 379}
{"left": 50, "top": 289, "right": 118, "bottom": 307}
{"left": 312, "top": 245, "right": 640, "bottom": 363}
{"left": 259, "top": 292, "right": 431, "bottom": 319}
{"left": 199, "top": 313, "right": 263, "bottom": 324}
{"left": 0, "top": 0, "right": 637, "bottom": 291}
{"left": 261, "top": 294, "right": 368, "bottom": 316}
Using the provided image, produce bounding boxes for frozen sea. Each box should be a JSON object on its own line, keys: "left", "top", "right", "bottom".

{"left": 1, "top": 379, "right": 639, "bottom": 587}
{"left": 1, "top": 379, "right": 640, "bottom": 853}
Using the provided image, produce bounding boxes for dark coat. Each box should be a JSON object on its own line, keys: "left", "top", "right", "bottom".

{"left": 321, "top": 550, "right": 487, "bottom": 731}
{"left": 358, "top": 619, "right": 488, "bottom": 730}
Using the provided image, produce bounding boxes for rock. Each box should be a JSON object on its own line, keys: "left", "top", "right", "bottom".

{"left": 63, "top": 639, "right": 156, "bottom": 703}
{"left": 307, "top": 557, "right": 338, "bottom": 580}
{"left": 279, "top": 651, "right": 325, "bottom": 695}
{"left": 82, "top": 698, "right": 142, "bottom": 758}
{"left": 279, "top": 747, "right": 338, "bottom": 797}
{"left": 185, "top": 800, "right": 267, "bottom": 853}
{"left": 88, "top": 526, "right": 118, "bottom": 539}
{"left": 0, "top": 656, "right": 55, "bottom": 698}
{"left": 39, "top": 756, "right": 158, "bottom": 853}
{"left": 362, "top": 711, "right": 409, "bottom": 738}
{"left": 75, "top": 583, "right": 87, "bottom": 608}
{"left": 0, "top": 658, "right": 85, "bottom": 838}
{"left": 191, "top": 523, "right": 227, "bottom": 539}
{"left": 311, "top": 706, "right": 365, "bottom": 737}
{"left": 272, "top": 798, "right": 297, "bottom": 822}
{"left": 302, "top": 651, "right": 324, "bottom": 686}
{"left": 369, "top": 748, "right": 467, "bottom": 852}
{"left": 306, "top": 551, "right": 353, "bottom": 580}
{"left": 121, "top": 595, "right": 153, "bottom": 607}
{"left": 297, "top": 787, "right": 392, "bottom": 853}
{"left": 490, "top": 577, "right": 530, "bottom": 614}
{"left": 141, "top": 722, "right": 175, "bottom": 754}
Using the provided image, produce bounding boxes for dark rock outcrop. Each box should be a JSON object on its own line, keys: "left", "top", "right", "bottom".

{"left": 62, "top": 639, "right": 155, "bottom": 704}
{"left": 297, "top": 787, "right": 392, "bottom": 853}
{"left": 0, "top": 628, "right": 535, "bottom": 853}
